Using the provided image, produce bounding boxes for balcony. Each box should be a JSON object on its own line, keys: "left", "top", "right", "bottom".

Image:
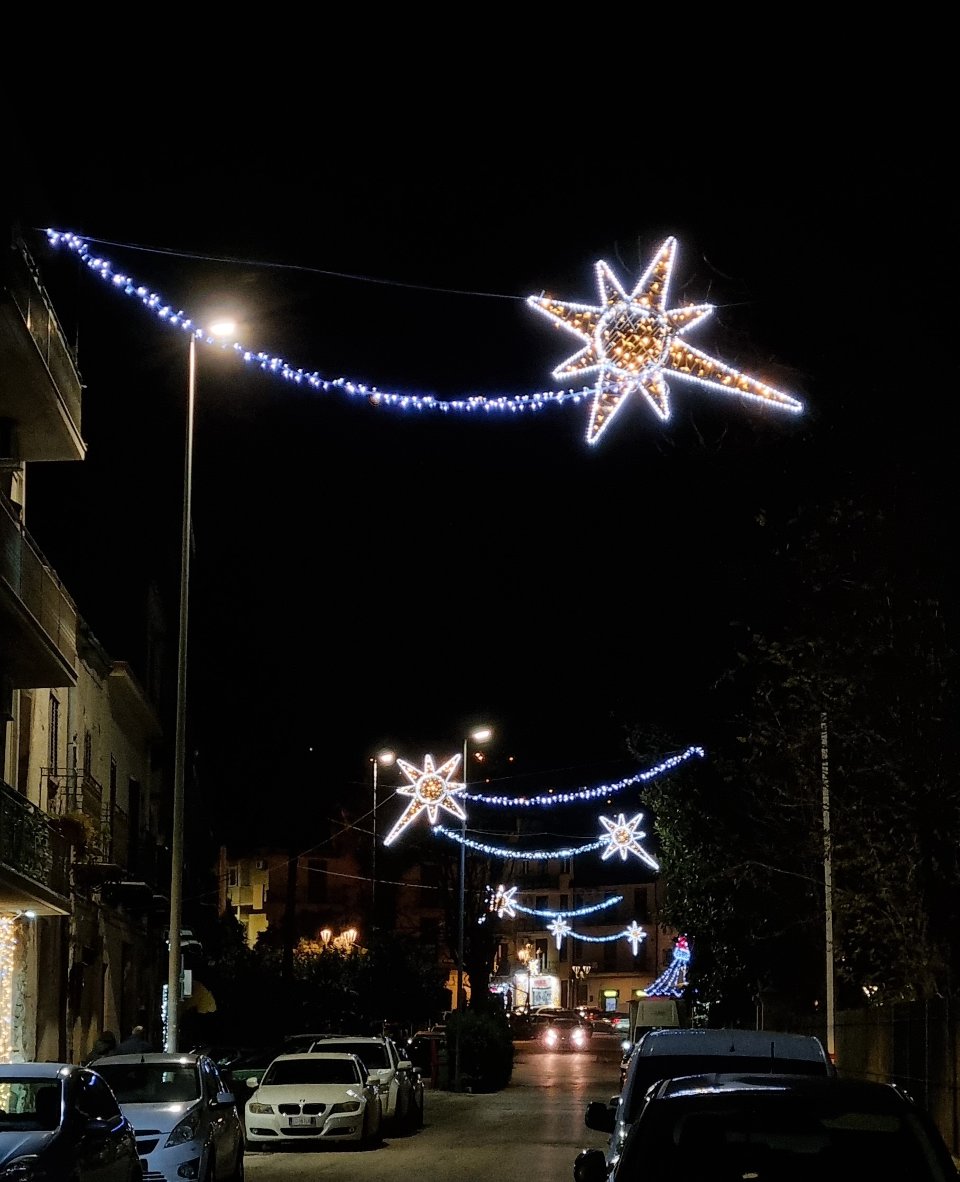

{"left": 0, "top": 236, "right": 85, "bottom": 463}
{"left": 0, "top": 779, "right": 71, "bottom": 914}
{"left": 0, "top": 493, "right": 78, "bottom": 689}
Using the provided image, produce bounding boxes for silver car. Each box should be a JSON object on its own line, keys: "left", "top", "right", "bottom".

{"left": 94, "top": 1051, "right": 244, "bottom": 1181}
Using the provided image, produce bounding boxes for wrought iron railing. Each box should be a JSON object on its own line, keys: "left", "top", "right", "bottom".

{"left": 0, "top": 779, "right": 71, "bottom": 899}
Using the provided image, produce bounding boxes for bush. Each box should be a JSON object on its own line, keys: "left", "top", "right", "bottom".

{"left": 446, "top": 1009, "right": 514, "bottom": 1092}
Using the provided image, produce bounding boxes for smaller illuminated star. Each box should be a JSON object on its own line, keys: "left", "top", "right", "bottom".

{"left": 528, "top": 237, "right": 803, "bottom": 444}
{"left": 599, "top": 813, "right": 659, "bottom": 869}
{"left": 624, "top": 921, "right": 648, "bottom": 956}
{"left": 547, "top": 917, "right": 572, "bottom": 950}
{"left": 382, "top": 753, "right": 464, "bottom": 846}
{"left": 489, "top": 884, "right": 518, "bottom": 919}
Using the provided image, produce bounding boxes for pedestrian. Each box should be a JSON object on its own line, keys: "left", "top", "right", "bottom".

{"left": 115, "top": 1024, "right": 154, "bottom": 1054}
{"left": 86, "top": 1029, "right": 117, "bottom": 1063}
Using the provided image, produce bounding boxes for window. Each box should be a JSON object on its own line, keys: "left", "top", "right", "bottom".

{"left": 535, "top": 896, "right": 548, "bottom": 912}
{"left": 48, "top": 695, "right": 60, "bottom": 771}
{"left": 634, "top": 887, "right": 649, "bottom": 922}
{"left": 227, "top": 865, "right": 239, "bottom": 888}
{"left": 604, "top": 939, "right": 618, "bottom": 970}
{"left": 83, "top": 729, "right": 92, "bottom": 776}
{"left": 559, "top": 894, "right": 568, "bottom": 911}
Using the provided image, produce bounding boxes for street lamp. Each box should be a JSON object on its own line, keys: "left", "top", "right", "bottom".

{"left": 370, "top": 749, "right": 395, "bottom": 927}
{"left": 165, "top": 319, "right": 235, "bottom": 1053}
{"left": 454, "top": 725, "right": 492, "bottom": 1092}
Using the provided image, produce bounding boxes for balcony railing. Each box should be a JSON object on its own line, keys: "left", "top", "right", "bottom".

{"left": 0, "top": 778, "right": 71, "bottom": 903}
{"left": 0, "top": 495, "right": 78, "bottom": 685}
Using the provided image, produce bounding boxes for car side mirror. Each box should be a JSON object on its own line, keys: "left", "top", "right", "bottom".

{"left": 85, "top": 1118, "right": 113, "bottom": 1136}
{"left": 245, "top": 1078, "right": 259, "bottom": 1088}
{"left": 215, "top": 1090, "right": 235, "bottom": 1106}
{"left": 396, "top": 1059, "right": 412, "bottom": 1071}
{"left": 584, "top": 1101, "right": 616, "bottom": 1134}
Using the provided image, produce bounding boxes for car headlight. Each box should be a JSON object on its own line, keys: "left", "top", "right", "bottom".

{"left": 545, "top": 1030, "right": 558, "bottom": 1046}
{"left": 247, "top": 1101, "right": 275, "bottom": 1114}
{"left": 621, "top": 1039, "right": 632, "bottom": 1052}
{"left": 0, "top": 1157, "right": 48, "bottom": 1179}
{"left": 329, "top": 1101, "right": 362, "bottom": 1114}
{"left": 573, "top": 1029, "right": 586, "bottom": 1044}
{"left": 165, "top": 1110, "right": 202, "bottom": 1147}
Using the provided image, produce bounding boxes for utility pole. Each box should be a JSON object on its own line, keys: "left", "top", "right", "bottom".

{"left": 820, "top": 711, "right": 835, "bottom": 1064}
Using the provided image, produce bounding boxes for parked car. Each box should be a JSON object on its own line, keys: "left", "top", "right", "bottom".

{"left": 0, "top": 1061, "right": 140, "bottom": 1181}
{"left": 244, "top": 1052, "right": 382, "bottom": 1148}
{"left": 574, "top": 1072, "right": 960, "bottom": 1181}
{"left": 407, "top": 1029, "right": 447, "bottom": 1075}
{"left": 588, "top": 1026, "right": 836, "bottom": 1164}
{"left": 94, "top": 1050, "right": 244, "bottom": 1181}
{"left": 309, "top": 1034, "right": 424, "bottom": 1130}
{"left": 539, "top": 1016, "right": 593, "bottom": 1052}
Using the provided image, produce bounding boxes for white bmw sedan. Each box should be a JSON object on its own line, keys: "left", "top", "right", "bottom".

{"left": 244, "top": 1053, "right": 382, "bottom": 1149}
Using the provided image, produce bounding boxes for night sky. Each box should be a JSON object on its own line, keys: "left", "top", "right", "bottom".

{"left": 10, "top": 88, "right": 948, "bottom": 849}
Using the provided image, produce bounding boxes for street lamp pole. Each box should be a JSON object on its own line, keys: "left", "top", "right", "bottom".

{"left": 371, "top": 750, "right": 395, "bottom": 928}
{"left": 454, "top": 726, "right": 492, "bottom": 1093}
{"left": 165, "top": 322, "right": 233, "bottom": 1053}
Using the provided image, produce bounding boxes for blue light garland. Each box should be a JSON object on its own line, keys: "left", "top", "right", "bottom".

{"left": 466, "top": 746, "right": 705, "bottom": 806}
{"left": 434, "top": 826, "right": 605, "bottom": 860}
{"left": 486, "top": 884, "right": 623, "bottom": 919}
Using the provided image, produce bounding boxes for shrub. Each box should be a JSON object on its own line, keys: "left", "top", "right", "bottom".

{"left": 447, "top": 1009, "right": 514, "bottom": 1092}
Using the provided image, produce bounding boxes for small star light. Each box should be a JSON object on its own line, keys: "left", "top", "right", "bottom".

{"left": 491, "top": 885, "right": 518, "bottom": 919}
{"left": 528, "top": 237, "right": 802, "bottom": 444}
{"left": 599, "top": 813, "right": 660, "bottom": 870}
{"left": 625, "top": 921, "right": 648, "bottom": 956}
{"left": 547, "top": 917, "right": 572, "bottom": 950}
{"left": 381, "top": 753, "right": 464, "bottom": 846}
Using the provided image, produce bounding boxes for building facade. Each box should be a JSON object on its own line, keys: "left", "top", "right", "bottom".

{"left": 1, "top": 232, "right": 167, "bottom": 1061}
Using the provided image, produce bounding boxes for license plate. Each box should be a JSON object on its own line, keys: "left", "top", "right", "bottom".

{"left": 289, "top": 1115, "right": 317, "bottom": 1127}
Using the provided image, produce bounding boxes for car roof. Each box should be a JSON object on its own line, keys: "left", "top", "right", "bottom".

{"left": 650, "top": 1072, "right": 909, "bottom": 1105}
{"left": 311, "top": 1035, "right": 385, "bottom": 1043}
{"left": 270, "top": 1052, "right": 361, "bottom": 1062}
{"left": 635, "top": 1028, "right": 829, "bottom": 1062}
{"left": 0, "top": 1062, "right": 72, "bottom": 1078}
{"left": 93, "top": 1052, "right": 202, "bottom": 1066}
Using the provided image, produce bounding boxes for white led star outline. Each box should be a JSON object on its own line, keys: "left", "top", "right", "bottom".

{"left": 47, "top": 231, "right": 802, "bottom": 445}
{"left": 381, "top": 753, "right": 465, "bottom": 846}
{"left": 625, "top": 921, "right": 647, "bottom": 956}
{"left": 527, "top": 236, "right": 803, "bottom": 444}
{"left": 547, "top": 917, "right": 572, "bottom": 950}
{"left": 599, "top": 813, "right": 659, "bottom": 869}
{"left": 489, "top": 885, "right": 518, "bottom": 918}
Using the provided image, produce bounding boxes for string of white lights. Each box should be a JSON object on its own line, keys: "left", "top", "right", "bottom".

{"left": 434, "top": 826, "right": 605, "bottom": 860}
{"left": 486, "top": 884, "right": 622, "bottom": 919}
{"left": 467, "top": 746, "right": 705, "bottom": 806}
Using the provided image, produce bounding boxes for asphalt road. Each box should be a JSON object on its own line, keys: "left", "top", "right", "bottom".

{"left": 243, "top": 1035, "right": 622, "bottom": 1180}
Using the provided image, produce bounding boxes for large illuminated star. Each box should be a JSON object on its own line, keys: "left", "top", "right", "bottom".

{"left": 381, "top": 753, "right": 465, "bottom": 846}
{"left": 599, "top": 813, "right": 659, "bottom": 869}
{"left": 528, "top": 236, "right": 803, "bottom": 444}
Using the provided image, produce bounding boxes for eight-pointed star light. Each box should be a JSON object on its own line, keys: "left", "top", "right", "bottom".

{"left": 528, "top": 236, "right": 803, "bottom": 444}
{"left": 599, "top": 812, "right": 660, "bottom": 869}
{"left": 382, "top": 752, "right": 465, "bottom": 846}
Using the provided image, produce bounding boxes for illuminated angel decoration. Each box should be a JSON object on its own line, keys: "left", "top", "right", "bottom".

{"left": 381, "top": 753, "right": 465, "bottom": 846}
{"left": 528, "top": 237, "right": 802, "bottom": 444}
{"left": 599, "top": 813, "right": 659, "bottom": 869}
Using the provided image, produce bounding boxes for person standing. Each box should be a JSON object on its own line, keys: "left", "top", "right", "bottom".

{"left": 86, "top": 1029, "right": 117, "bottom": 1063}
{"left": 115, "top": 1024, "right": 154, "bottom": 1053}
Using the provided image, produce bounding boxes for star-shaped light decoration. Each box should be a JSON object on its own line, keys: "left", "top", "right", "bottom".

{"left": 624, "top": 921, "right": 648, "bottom": 956}
{"left": 599, "top": 813, "right": 660, "bottom": 870}
{"left": 381, "top": 753, "right": 464, "bottom": 846}
{"left": 489, "top": 884, "right": 518, "bottom": 919}
{"left": 527, "top": 237, "right": 803, "bottom": 444}
{"left": 547, "top": 916, "right": 572, "bottom": 950}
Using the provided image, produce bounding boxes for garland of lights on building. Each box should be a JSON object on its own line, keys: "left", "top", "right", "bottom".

{"left": 45, "top": 231, "right": 802, "bottom": 445}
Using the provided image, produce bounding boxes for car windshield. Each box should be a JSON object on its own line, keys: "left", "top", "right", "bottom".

{"left": 263, "top": 1059, "right": 361, "bottom": 1086}
{"left": 314, "top": 1042, "right": 389, "bottom": 1069}
{"left": 619, "top": 1094, "right": 952, "bottom": 1180}
{"left": 0, "top": 1079, "right": 62, "bottom": 1130}
{"left": 96, "top": 1063, "right": 200, "bottom": 1104}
